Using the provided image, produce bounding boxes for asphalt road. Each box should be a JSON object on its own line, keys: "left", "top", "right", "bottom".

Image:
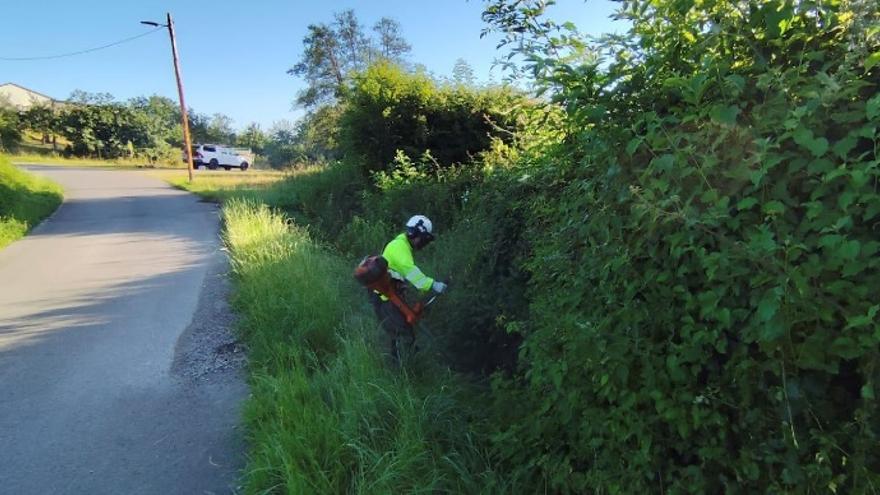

{"left": 0, "top": 166, "right": 247, "bottom": 494}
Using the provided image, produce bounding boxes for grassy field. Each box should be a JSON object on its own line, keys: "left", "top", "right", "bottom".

{"left": 157, "top": 171, "right": 508, "bottom": 493}
{"left": 0, "top": 155, "right": 63, "bottom": 249}
{"left": 147, "top": 169, "right": 289, "bottom": 202}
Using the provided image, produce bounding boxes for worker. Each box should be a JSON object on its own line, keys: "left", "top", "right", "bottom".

{"left": 370, "top": 214, "right": 447, "bottom": 360}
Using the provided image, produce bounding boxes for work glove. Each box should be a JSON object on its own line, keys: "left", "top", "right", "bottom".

{"left": 432, "top": 281, "right": 447, "bottom": 294}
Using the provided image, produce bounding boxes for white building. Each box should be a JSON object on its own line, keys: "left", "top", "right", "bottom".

{"left": 0, "top": 83, "right": 60, "bottom": 110}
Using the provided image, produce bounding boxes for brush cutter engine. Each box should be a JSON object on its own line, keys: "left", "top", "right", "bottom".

{"left": 354, "top": 255, "right": 426, "bottom": 326}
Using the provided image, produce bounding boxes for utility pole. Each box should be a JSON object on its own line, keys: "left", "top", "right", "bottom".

{"left": 143, "top": 14, "right": 194, "bottom": 182}
{"left": 166, "top": 13, "right": 194, "bottom": 182}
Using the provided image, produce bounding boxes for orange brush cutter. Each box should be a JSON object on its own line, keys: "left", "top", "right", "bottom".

{"left": 354, "top": 255, "right": 428, "bottom": 326}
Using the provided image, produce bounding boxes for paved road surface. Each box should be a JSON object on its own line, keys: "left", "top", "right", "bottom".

{"left": 0, "top": 166, "right": 247, "bottom": 494}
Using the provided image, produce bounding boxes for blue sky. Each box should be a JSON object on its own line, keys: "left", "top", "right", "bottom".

{"left": 0, "top": 0, "right": 624, "bottom": 130}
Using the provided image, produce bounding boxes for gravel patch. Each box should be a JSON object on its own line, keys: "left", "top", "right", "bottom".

{"left": 172, "top": 250, "right": 248, "bottom": 382}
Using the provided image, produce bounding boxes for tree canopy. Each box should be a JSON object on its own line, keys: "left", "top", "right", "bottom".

{"left": 288, "top": 10, "right": 411, "bottom": 108}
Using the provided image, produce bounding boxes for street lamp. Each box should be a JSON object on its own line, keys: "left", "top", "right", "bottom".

{"left": 142, "top": 14, "right": 195, "bottom": 182}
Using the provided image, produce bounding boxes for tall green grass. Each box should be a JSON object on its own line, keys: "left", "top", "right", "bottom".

{"left": 0, "top": 155, "right": 63, "bottom": 249}
{"left": 153, "top": 169, "right": 289, "bottom": 203}
{"left": 223, "top": 199, "right": 509, "bottom": 494}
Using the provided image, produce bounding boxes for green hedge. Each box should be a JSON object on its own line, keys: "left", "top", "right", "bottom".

{"left": 340, "top": 62, "right": 524, "bottom": 174}
{"left": 484, "top": 0, "right": 880, "bottom": 491}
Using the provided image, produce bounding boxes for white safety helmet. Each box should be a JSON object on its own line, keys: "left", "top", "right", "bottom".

{"left": 405, "top": 215, "right": 434, "bottom": 240}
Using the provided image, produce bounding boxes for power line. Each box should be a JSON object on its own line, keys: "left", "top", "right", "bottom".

{"left": 0, "top": 27, "right": 163, "bottom": 61}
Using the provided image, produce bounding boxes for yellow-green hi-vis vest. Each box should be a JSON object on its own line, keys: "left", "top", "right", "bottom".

{"left": 379, "top": 233, "right": 434, "bottom": 301}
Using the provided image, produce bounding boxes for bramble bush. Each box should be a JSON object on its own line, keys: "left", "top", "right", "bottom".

{"left": 482, "top": 0, "right": 880, "bottom": 492}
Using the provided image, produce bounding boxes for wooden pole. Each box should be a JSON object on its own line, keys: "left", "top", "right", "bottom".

{"left": 166, "top": 12, "right": 194, "bottom": 182}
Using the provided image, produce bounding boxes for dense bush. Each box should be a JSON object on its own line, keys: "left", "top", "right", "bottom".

{"left": 481, "top": 0, "right": 880, "bottom": 492}
{"left": 58, "top": 103, "right": 155, "bottom": 158}
{"left": 263, "top": 107, "right": 344, "bottom": 167}
{"left": 0, "top": 105, "right": 22, "bottom": 152}
{"left": 340, "top": 62, "right": 524, "bottom": 174}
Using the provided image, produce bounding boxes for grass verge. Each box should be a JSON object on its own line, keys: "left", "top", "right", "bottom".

{"left": 10, "top": 152, "right": 181, "bottom": 168}
{"left": 225, "top": 198, "right": 508, "bottom": 493}
{"left": 147, "top": 169, "right": 289, "bottom": 203}
{"left": 160, "top": 169, "right": 511, "bottom": 492}
{"left": 0, "top": 155, "right": 63, "bottom": 249}
{"left": 11, "top": 134, "right": 180, "bottom": 168}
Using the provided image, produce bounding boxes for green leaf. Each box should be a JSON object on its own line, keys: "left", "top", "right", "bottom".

{"left": 832, "top": 136, "right": 857, "bottom": 159}
{"left": 862, "top": 384, "right": 876, "bottom": 401}
{"left": 626, "top": 137, "right": 642, "bottom": 156}
{"left": 845, "top": 305, "right": 879, "bottom": 329}
{"left": 819, "top": 234, "right": 843, "bottom": 249}
{"left": 749, "top": 226, "right": 777, "bottom": 252}
{"left": 749, "top": 169, "right": 765, "bottom": 186}
{"left": 839, "top": 239, "right": 860, "bottom": 260}
{"left": 867, "top": 94, "right": 880, "bottom": 120}
{"left": 866, "top": 51, "right": 880, "bottom": 72}
{"left": 838, "top": 191, "right": 856, "bottom": 210}
{"left": 718, "top": 308, "right": 731, "bottom": 328}
{"left": 796, "top": 333, "right": 835, "bottom": 372}
{"left": 652, "top": 154, "right": 675, "bottom": 172}
{"left": 792, "top": 127, "right": 829, "bottom": 157}
{"left": 807, "top": 158, "right": 833, "bottom": 175}
{"left": 850, "top": 169, "right": 869, "bottom": 188}
{"left": 666, "top": 355, "right": 686, "bottom": 383}
{"left": 805, "top": 201, "right": 823, "bottom": 219}
{"left": 763, "top": 200, "right": 785, "bottom": 215}
{"left": 808, "top": 137, "right": 829, "bottom": 157}
{"left": 737, "top": 197, "right": 758, "bottom": 210}
{"left": 830, "top": 337, "right": 861, "bottom": 359}
{"left": 762, "top": 1, "right": 793, "bottom": 38}
{"left": 760, "top": 317, "right": 786, "bottom": 343}
{"left": 725, "top": 75, "right": 746, "bottom": 95}
{"left": 757, "top": 288, "right": 781, "bottom": 322}
{"left": 710, "top": 104, "right": 740, "bottom": 126}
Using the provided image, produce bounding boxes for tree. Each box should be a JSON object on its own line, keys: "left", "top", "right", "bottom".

{"left": 452, "top": 58, "right": 476, "bottom": 86}
{"left": 290, "top": 24, "right": 345, "bottom": 107}
{"left": 294, "top": 105, "right": 343, "bottom": 163}
{"left": 58, "top": 103, "right": 152, "bottom": 158}
{"left": 127, "top": 95, "right": 181, "bottom": 147}
{"left": 188, "top": 111, "right": 210, "bottom": 144}
{"left": 372, "top": 17, "right": 411, "bottom": 61}
{"left": 206, "top": 113, "right": 235, "bottom": 144}
{"left": 289, "top": 10, "right": 411, "bottom": 108}
{"left": 20, "top": 104, "right": 59, "bottom": 148}
{"left": 263, "top": 120, "right": 299, "bottom": 167}
{"left": 335, "top": 10, "right": 371, "bottom": 72}
{"left": 237, "top": 122, "right": 267, "bottom": 155}
{"left": 0, "top": 96, "right": 21, "bottom": 152}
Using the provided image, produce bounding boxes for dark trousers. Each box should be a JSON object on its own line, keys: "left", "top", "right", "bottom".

{"left": 369, "top": 290, "right": 414, "bottom": 359}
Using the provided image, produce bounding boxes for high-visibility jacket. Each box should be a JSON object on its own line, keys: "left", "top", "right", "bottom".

{"left": 380, "top": 233, "right": 434, "bottom": 300}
